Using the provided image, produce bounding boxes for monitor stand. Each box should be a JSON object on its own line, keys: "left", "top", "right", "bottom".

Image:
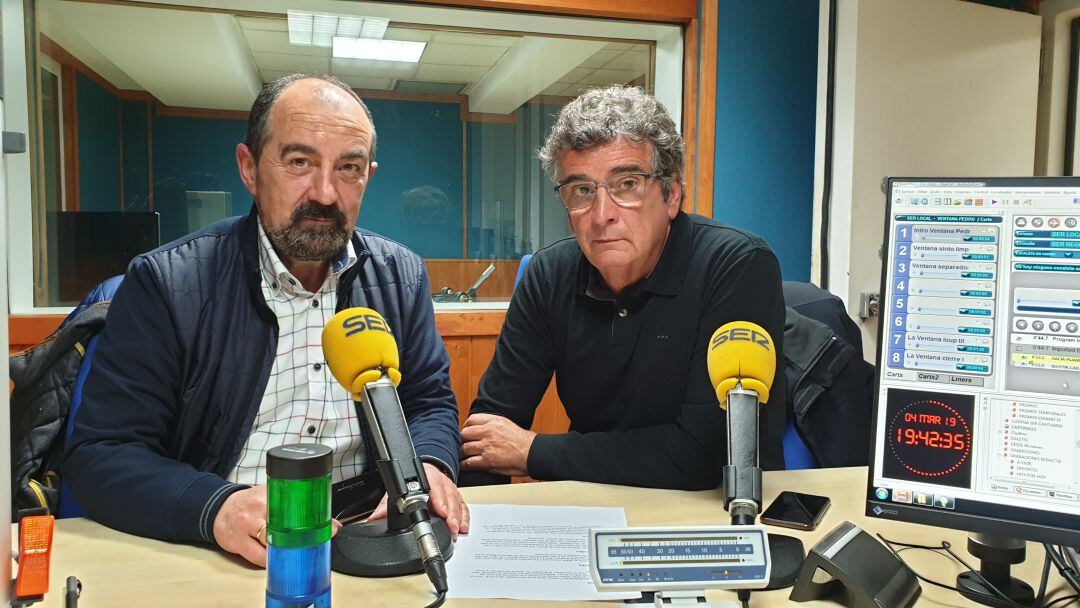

{"left": 956, "top": 534, "right": 1035, "bottom": 608}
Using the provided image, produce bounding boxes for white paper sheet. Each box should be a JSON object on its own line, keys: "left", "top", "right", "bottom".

{"left": 446, "top": 504, "right": 639, "bottom": 601}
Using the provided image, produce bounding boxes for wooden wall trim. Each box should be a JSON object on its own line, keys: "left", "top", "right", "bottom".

{"left": 118, "top": 102, "right": 125, "bottom": 209}
{"left": 353, "top": 88, "right": 467, "bottom": 105}
{"left": 118, "top": 90, "right": 156, "bottom": 102}
{"left": 10, "top": 311, "right": 505, "bottom": 349}
{"left": 154, "top": 102, "right": 249, "bottom": 121}
{"left": 61, "top": 63, "right": 80, "bottom": 211}
{"left": 461, "top": 109, "right": 518, "bottom": 124}
{"left": 529, "top": 94, "right": 573, "bottom": 106}
{"left": 681, "top": 17, "right": 699, "bottom": 214}
{"left": 695, "top": 0, "right": 718, "bottom": 219}
{"left": 147, "top": 101, "right": 155, "bottom": 211}
{"left": 409, "top": 0, "right": 696, "bottom": 23}
{"left": 63, "top": 0, "right": 693, "bottom": 23}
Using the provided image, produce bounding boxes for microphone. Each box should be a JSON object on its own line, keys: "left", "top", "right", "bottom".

{"left": 322, "top": 307, "right": 450, "bottom": 595}
{"left": 707, "top": 321, "right": 776, "bottom": 526}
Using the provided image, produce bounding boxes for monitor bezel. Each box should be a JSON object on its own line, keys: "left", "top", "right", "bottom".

{"left": 865, "top": 176, "right": 1080, "bottom": 548}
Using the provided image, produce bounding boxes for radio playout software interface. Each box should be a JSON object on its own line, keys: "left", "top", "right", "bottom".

{"left": 868, "top": 177, "right": 1080, "bottom": 541}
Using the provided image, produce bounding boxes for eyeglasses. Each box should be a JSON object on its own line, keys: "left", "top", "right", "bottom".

{"left": 554, "top": 172, "right": 664, "bottom": 210}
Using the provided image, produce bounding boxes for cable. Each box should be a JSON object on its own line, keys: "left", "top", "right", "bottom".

{"left": 738, "top": 588, "right": 750, "bottom": 608}
{"left": 819, "top": 0, "right": 837, "bottom": 289}
{"left": 1038, "top": 547, "right": 1055, "bottom": 607}
{"left": 1046, "top": 544, "right": 1080, "bottom": 595}
{"left": 877, "top": 535, "right": 1042, "bottom": 608}
{"left": 1063, "top": 547, "right": 1080, "bottom": 577}
{"left": 939, "top": 540, "right": 1038, "bottom": 608}
{"left": 423, "top": 590, "right": 446, "bottom": 608}
{"left": 1044, "top": 594, "right": 1080, "bottom": 608}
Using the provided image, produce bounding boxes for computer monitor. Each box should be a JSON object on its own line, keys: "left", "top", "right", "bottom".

{"left": 867, "top": 177, "right": 1080, "bottom": 603}
{"left": 52, "top": 211, "right": 160, "bottom": 304}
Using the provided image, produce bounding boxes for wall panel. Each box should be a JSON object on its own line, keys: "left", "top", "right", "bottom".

{"left": 76, "top": 73, "right": 121, "bottom": 211}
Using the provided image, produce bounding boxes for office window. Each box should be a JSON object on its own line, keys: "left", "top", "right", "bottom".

{"left": 16, "top": 0, "right": 679, "bottom": 309}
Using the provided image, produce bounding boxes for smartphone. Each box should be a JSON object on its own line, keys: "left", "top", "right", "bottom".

{"left": 760, "top": 491, "right": 831, "bottom": 531}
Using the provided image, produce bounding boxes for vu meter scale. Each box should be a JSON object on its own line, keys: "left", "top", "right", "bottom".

{"left": 589, "top": 526, "right": 771, "bottom": 607}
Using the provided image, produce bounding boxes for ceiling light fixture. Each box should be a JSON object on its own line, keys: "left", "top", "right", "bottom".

{"left": 332, "top": 37, "right": 426, "bottom": 63}
{"left": 287, "top": 10, "right": 389, "bottom": 47}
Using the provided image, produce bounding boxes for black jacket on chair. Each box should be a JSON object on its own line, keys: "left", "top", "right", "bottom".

{"left": 782, "top": 282, "right": 876, "bottom": 467}
{"left": 10, "top": 302, "right": 109, "bottom": 517}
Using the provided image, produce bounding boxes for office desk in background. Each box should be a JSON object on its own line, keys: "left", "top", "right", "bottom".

{"left": 23, "top": 467, "right": 1071, "bottom": 607}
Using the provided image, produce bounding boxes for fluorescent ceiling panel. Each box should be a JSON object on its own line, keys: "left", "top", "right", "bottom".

{"left": 332, "top": 37, "right": 425, "bottom": 62}
{"left": 288, "top": 10, "right": 388, "bottom": 47}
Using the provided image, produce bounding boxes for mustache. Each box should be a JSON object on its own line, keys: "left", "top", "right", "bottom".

{"left": 292, "top": 201, "right": 347, "bottom": 225}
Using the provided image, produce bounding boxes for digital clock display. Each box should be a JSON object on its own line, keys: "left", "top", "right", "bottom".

{"left": 882, "top": 388, "right": 975, "bottom": 489}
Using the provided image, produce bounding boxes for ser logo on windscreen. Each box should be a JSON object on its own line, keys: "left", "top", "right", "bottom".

{"left": 343, "top": 314, "right": 392, "bottom": 337}
{"left": 710, "top": 327, "right": 771, "bottom": 351}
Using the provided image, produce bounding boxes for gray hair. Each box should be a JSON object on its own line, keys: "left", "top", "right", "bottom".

{"left": 538, "top": 86, "right": 685, "bottom": 203}
{"left": 245, "top": 73, "right": 377, "bottom": 163}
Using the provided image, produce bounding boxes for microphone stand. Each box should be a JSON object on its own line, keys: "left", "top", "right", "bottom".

{"left": 723, "top": 384, "right": 805, "bottom": 605}
{"left": 723, "top": 386, "right": 764, "bottom": 527}
{"left": 724, "top": 385, "right": 763, "bottom": 608}
{"left": 331, "top": 375, "right": 453, "bottom": 589}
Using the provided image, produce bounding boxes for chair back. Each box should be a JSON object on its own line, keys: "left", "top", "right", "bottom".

{"left": 59, "top": 276, "right": 123, "bottom": 518}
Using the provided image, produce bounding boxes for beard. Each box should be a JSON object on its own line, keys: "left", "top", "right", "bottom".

{"left": 264, "top": 201, "right": 351, "bottom": 262}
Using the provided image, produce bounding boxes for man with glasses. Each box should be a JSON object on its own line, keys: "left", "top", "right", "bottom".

{"left": 461, "top": 86, "right": 787, "bottom": 488}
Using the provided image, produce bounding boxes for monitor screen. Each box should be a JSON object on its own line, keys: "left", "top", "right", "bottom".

{"left": 867, "top": 177, "right": 1080, "bottom": 546}
{"left": 52, "top": 211, "right": 160, "bottom": 305}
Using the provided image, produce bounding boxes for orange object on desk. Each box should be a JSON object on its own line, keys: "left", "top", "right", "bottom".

{"left": 15, "top": 514, "right": 55, "bottom": 599}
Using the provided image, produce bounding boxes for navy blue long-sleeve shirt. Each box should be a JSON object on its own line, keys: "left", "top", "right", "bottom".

{"left": 64, "top": 208, "right": 460, "bottom": 544}
{"left": 470, "top": 212, "right": 787, "bottom": 489}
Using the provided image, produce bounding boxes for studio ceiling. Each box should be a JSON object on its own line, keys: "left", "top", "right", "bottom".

{"left": 40, "top": 0, "right": 652, "bottom": 114}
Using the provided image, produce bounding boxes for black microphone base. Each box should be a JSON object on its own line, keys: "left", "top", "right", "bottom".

{"left": 331, "top": 516, "right": 454, "bottom": 577}
{"left": 764, "top": 533, "right": 805, "bottom": 590}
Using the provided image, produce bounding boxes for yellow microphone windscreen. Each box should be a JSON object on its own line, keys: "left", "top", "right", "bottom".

{"left": 706, "top": 321, "right": 775, "bottom": 407}
{"left": 322, "top": 307, "right": 402, "bottom": 398}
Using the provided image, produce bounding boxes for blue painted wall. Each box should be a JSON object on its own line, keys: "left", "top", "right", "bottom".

{"left": 362, "top": 98, "right": 463, "bottom": 259}
{"left": 76, "top": 73, "right": 121, "bottom": 211}
{"left": 78, "top": 93, "right": 466, "bottom": 253}
{"left": 72, "top": 85, "right": 556, "bottom": 261}
{"left": 150, "top": 114, "right": 249, "bottom": 242}
{"left": 713, "top": 0, "right": 819, "bottom": 281}
{"left": 121, "top": 100, "right": 150, "bottom": 213}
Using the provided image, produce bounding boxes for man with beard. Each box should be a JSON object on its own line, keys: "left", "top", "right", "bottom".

{"left": 63, "top": 74, "right": 467, "bottom": 567}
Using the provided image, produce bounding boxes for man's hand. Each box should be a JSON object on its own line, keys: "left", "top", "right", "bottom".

{"left": 213, "top": 485, "right": 343, "bottom": 568}
{"left": 460, "top": 413, "right": 536, "bottom": 477}
{"left": 368, "top": 463, "right": 471, "bottom": 538}
{"left": 213, "top": 486, "right": 268, "bottom": 567}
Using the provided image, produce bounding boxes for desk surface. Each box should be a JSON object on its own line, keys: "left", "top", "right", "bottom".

{"left": 22, "top": 467, "right": 1072, "bottom": 607}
